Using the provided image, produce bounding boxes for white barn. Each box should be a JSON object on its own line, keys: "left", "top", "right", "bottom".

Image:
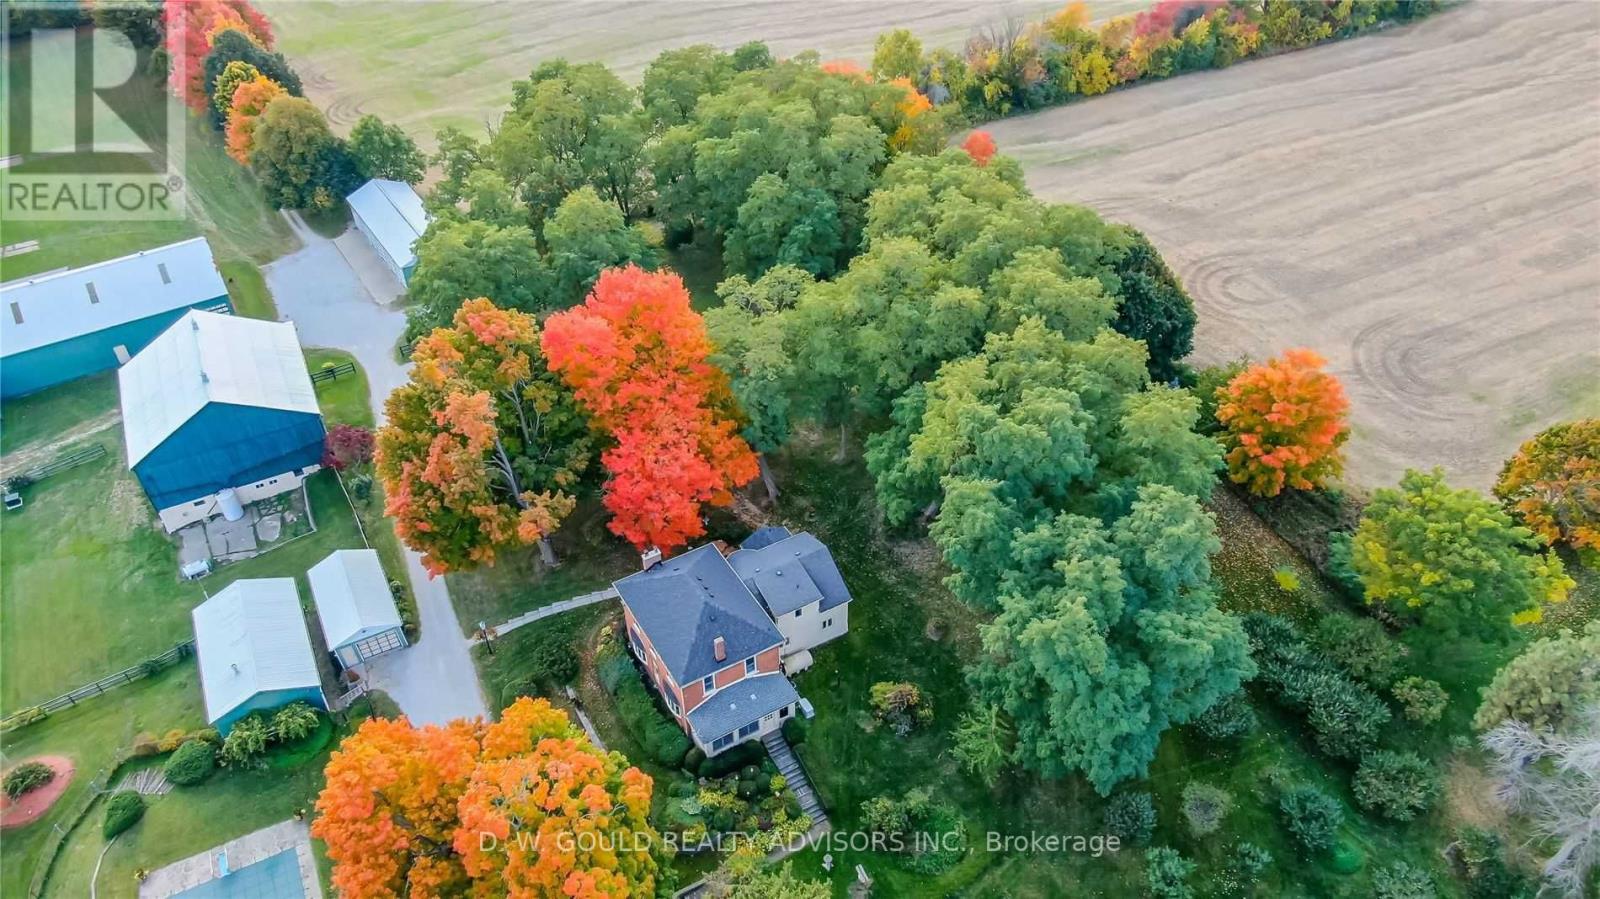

{"left": 192, "top": 578, "right": 327, "bottom": 735}
{"left": 347, "top": 178, "right": 428, "bottom": 286}
{"left": 307, "top": 549, "right": 408, "bottom": 669}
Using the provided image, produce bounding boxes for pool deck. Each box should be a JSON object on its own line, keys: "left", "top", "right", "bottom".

{"left": 139, "top": 819, "right": 322, "bottom": 899}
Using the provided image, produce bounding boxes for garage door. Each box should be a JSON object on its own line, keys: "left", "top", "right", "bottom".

{"left": 354, "top": 629, "right": 404, "bottom": 660}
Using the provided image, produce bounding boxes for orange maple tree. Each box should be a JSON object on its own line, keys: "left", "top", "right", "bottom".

{"left": 223, "top": 76, "right": 286, "bottom": 164}
{"left": 543, "top": 266, "right": 758, "bottom": 552}
{"left": 1494, "top": 419, "right": 1600, "bottom": 551}
{"left": 163, "top": 0, "right": 275, "bottom": 112}
{"left": 1216, "top": 347, "right": 1350, "bottom": 497}
{"left": 313, "top": 698, "right": 660, "bottom": 898}
{"left": 961, "top": 130, "right": 997, "bottom": 166}
{"left": 376, "top": 299, "right": 591, "bottom": 574}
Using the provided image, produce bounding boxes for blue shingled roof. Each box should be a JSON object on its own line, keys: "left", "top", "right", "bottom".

{"left": 614, "top": 544, "right": 782, "bottom": 685}
{"left": 740, "top": 526, "right": 792, "bottom": 551}
{"left": 686, "top": 674, "right": 799, "bottom": 743}
{"left": 727, "top": 531, "right": 853, "bottom": 617}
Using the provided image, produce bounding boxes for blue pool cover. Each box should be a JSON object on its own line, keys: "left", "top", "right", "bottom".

{"left": 174, "top": 848, "right": 306, "bottom": 899}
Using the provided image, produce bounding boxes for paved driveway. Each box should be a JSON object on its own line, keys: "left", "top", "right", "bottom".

{"left": 267, "top": 212, "right": 488, "bottom": 725}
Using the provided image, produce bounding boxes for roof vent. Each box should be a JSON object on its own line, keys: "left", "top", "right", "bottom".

{"left": 230, "top": 663, "right": 240, "bottom": 674}
{"left": 9, "top": 302, "right": 21, "bottom": 324}
{"left": 713, "top": 636, "right": 726, "bottom": 662}
{"left": 158, "top": 262, "right": 171, "bottom": 284}
{"left": 85, "top": 282, "right": 99, "bottom": 304}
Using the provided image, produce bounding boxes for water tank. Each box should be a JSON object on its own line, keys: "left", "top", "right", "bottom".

{"left": 217, "top": 488, "right": 244, "bottom": 522}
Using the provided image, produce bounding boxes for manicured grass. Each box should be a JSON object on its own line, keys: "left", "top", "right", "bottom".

{"left": 0, "top": 668, "right": 204, "bottom": 899}
{"left": 0, "top": 380, "right": 368, "bottom": 711}
{"left": 221, "top": 259, "right": 278, "bottom": 321}
{"left": 0, "top": 373, "right": 119, "bottom": 457}
{"left": 446, "top": 496, "right": 635, "bottom": 636}
{"left": 305, "top": 349, "right": 373, "bottom": 429}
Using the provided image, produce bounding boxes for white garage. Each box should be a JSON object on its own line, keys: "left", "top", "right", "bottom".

{"left": 347, "top": 178, "right": 428, "bottom": 287}
{"left": 307, "top": 549, "right": 408, "bottom": 669}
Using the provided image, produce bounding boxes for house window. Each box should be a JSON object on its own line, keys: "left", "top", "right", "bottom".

{"left": 737, "top": 721, "right": 760, "bottom": 739}
{"left": 779, "top": 705, "right": 790, "bottom": 719}
{"left": 701, "top": 675, "right": 714, "bottom": 693}
{"left": 794, "top": 608, "right": 802, "bottom": 617}
{"left": 712, "top": 733, "right": 734, "bottom": 751}
{"left": 823, "top": 618, "right": 833, "bottom": 629}
{"left": 664, "top": 690, "right": 680, "bottom": 715}
{"left": 744, "top": 656, "right": 756, "bottom": 675}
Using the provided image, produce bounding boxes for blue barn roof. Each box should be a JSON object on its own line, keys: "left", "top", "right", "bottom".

{"left": 119, "top": 311, "right": 324, "bottom": 509}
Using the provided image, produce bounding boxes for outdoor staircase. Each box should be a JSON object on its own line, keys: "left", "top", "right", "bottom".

{"left": 762, "top": 730, "right": 828, "bottom": 826}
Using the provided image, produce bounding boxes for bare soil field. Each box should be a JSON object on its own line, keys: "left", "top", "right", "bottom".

{"left": 262, "top": 0, "right": 1142, "bottom": 143}
{"left": 989, "top": 1, "right": 1600, "bottom": 490}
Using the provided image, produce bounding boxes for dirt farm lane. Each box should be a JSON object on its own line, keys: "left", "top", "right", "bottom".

{"left": 988, "top": 1, "right": 1600, "bottom": 490}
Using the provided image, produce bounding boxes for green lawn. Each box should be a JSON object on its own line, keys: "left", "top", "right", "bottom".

{"left": 0, "top": 667, "right": 204, "bottom": 899}
{"left": 0, "top": 373, "right": 118, "bottom": 456}
{"left": 446, "top": 495, "right": 635, "bottom": 636}
{"left": 305, "top": 349, "right": 373, "bottom": 428}
{"left": 221, "top": 259, "right": 278, "bottom": 320}
{"left": 0, "top": 32, "right": 295, "bottom": 283}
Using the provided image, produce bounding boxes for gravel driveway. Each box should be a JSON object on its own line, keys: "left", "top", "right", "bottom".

{"left": 267, "top": 211, "right": 488, "bottom": 725}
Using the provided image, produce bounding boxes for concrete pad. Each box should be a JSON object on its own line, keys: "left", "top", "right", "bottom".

{"left": 177, "top": 525, "right": 210, "bottom": 567}
{"left": 334, "top": 228, "right": 406, "bottom": 306}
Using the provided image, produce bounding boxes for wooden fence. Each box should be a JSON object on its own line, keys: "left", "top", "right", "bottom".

{"left": 7, "top": 443, "right": 106, "bottom": 487}
{"left": 309, "top": 361, "right": 358, "bottom": 384}
{"left": 1, "top": 641, "right": 194, "bottom": 732}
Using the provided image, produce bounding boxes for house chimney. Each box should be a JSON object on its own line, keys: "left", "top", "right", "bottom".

{"left": 713, "top": 636, "right": 726, "bottom": 662}
{"left": 641, "top": 546, "right": 663, "bottom": 570}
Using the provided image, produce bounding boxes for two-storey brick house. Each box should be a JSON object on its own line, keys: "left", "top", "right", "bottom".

{"left": 614, "top": 527, "right": 852, "bottom": 757}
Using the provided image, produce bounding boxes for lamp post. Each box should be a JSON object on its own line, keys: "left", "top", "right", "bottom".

{"left": 478, "top": 620, "right": 494, "bottom": 655}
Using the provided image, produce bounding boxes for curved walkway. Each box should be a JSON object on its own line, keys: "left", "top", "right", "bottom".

{"left": 268, "top": 211, "right": 488, "bottom": 725}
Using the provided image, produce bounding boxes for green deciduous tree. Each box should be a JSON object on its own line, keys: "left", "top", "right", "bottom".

{"left": 640, "top": 44, "right": 731, "bottom": 129}
{"left": 872, "top": 28, "right": 925, "bottom": 81}
{"left": 201, "top": 28, "right": 302, "bottom": 129}
{"left": 542, "top": 185, "right": 657, "bottom": 308}
{"left": 1351, "top": 469, "right": 1574, "bottom": 642}
{"left": 1107, "top": 226, "right": 1197, "bottom": 382}
{"left": 250, "top": 96, "right": 360, "bottom": 210}
{"left": 348, "top": 114, "right": 426, "bottom": 183}
{"left": 405, "top": 220, "right": 549, "bottom": 338}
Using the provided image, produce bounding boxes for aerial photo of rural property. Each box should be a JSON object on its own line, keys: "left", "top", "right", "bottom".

{"left": 2, "top": 0, "right": 1598, "bottom": 897}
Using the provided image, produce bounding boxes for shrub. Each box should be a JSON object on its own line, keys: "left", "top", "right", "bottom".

{"left": 1232, "top": 841, "right": 1272, "bottom": 880}
{"left": 869, "top": 681, "right": 932, "bottom": 735}
{"left": 1313, "top": 614, "right": 1404, "bottom": 686}
{"left": 156, "top": 729, "right": 189, "bottom": 753}
{"left": 1391, "top": 677, "right": 1449, "bottom": 725}
{"left": 613, "top": 675, "right": 690, "bottom": 768}
{"left": 1194, "top": 692, "right": 1257, "bottom": 741}
{"left": 163, "top": 740, "right": 218, "bottom": 787}
{"left": 1372, "top": 860, "right": 1436, "bottom": 899}
{"left": 860, "top": 795, "right": 910, "bottom": 835}
{"left": 102, "top": 791, "right": 146, "bottom": 838}
{"left": 1473, "top": 622, "right": 1600, "bottom": 732}
{"left": 1104, "top": 791, "right": 1157, "bottom": 846}
{"left": 1180, "top": 782, "right": 1232, "bottom": 837}
{"left": 1353, "top": 751, "right": 1438, "bottom": 822}
{"left": 131, "top": 733, "right": 162, "bottom": 757}
{"left": 3, "top": 761, "right": 54, "bottom": 799}
{"left": 696, "top": 740, "right": 764, "bottom": 778}
{"left": 221, "top": 715, "right": 270, "bottom": 766}
{"left": 1452, "top": 826, "right": 1537, "bottom": 899}
{"left": 348, "top": 473, "right": 374, "bottom": 502}
{"left": 781, "top": 715, "right": 809, "bottom": 746}
{"left": 682, "top": 748, "right": 706, "bottom": 773}
{"left": 1145, "top": 847, "right": 1197, "bottom": 899}
{"left": 1244, "top": 614, "right": 1390, "bottom": 760}
{"left": 1278, "top": 785, "right": 1342, "bottom": 854}
{"left": 1326, "top": 531, "right": 1364, "bottom": 598}
{"left": 271, "top": 702, "right": 321, "bottom": 743}
{"left": 1272, "top": 566, "right": 1301, "bottom": 593}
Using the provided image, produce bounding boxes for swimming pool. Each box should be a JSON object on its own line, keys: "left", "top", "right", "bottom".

{"left": 172, "top": 848, "right": 306, "bottom": 899}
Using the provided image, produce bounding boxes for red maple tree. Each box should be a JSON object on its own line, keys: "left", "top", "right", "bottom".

{"left": 543, "top": 266, "right": 758, "bottom": 552}
{"left": 961, "top": 130, "right": 998, "bottom": 166}
{"left": 163, "top": 0, "right": 276, "bottom": 112}
{"left": 1216, "top": 347, "right": 1351, "bottom": 497}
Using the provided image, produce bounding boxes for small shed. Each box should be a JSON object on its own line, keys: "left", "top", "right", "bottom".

{"left": 307, "top": 549, "right": 407, "bottom": 669}
{"left": 0, "top": 238, "right": 231, "bottom": 398}
{"left": 119, "top": 310, "right": 325, "bottom": 532}
{"left": 347, "top": 178, "right": 428, "bottom": 286}
{"left": 192, "top": 578, "right": 327, "bottom": 735}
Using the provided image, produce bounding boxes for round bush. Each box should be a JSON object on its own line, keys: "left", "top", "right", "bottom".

{"left": 1105, "top": 791, "right": 1157, "bottom": 846}
{"left": 3, "top": 761, "right": 55, "bottom": 799}
{"left": 1279, "top": 785, "right": 1343, "bottom": 854}
{"left": 1372, "top": 860, "right": 1437, "bottom": 899}
{"left": 1194, "top": 692, "right": 1257, "bottom": 742}
{"left": 163, "top": 740, "right": 217, "bottom": 786}
{"left": 781, "top": 714, "right": 809, "bottom": 746}
{"left": 103, "top": 791, "right": 145, "bottom": 839}
{"left": 1180, "top": 782, "right": 1233, "bottom": 837}
{"left": 1353, "top": 751, "right": 1439, "bottom": 822}
{"left": 1391, "top": 677, "right": 1449, "bottom": 725}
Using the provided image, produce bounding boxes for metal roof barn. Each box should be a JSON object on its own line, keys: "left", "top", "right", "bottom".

{"left": 307, "top": 549, "right": 407, "bottom": 668}
{"left": 119, "top": 310, "right": 324, "bottom": 511}
{"left": 191, "top": 578, "right": 327, "bottom": 735}
{"left": 0, "top": 238, "right": 231, "bottom": 397}
{"left": 347, "top": 178, "right": 428, "bottom": 285}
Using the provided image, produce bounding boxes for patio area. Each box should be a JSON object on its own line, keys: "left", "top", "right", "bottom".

{"left": 175, "top": 486, "right": 315, "bottom": 569}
